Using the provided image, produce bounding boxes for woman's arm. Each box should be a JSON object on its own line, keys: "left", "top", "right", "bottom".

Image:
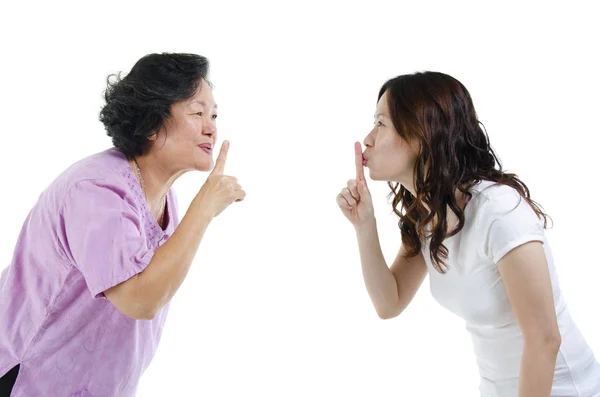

{"left": 104, "top": 198, "right": 213, "bottom": 319}
{"left": 104, "top": 142, "right": 244, "bottom": 320}
{"left": 339, "top": 142, "right": 427, "bottom": 320}
{"left": 498, "top": 241, "right": 561, "bottom": 397}
{"left": 356, "top": 219, "right": 428, "bottom": 319}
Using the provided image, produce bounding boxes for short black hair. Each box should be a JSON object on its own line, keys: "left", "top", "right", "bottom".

{"left": 99, "top": 53, "right": 211, "bottom": 157}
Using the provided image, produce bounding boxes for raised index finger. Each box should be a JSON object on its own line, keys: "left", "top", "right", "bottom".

{"left": 211, "top": 140, "right": 229, "bottom": 175}
{"left": 354, "top": 141, "right": 365, "bottom": 181}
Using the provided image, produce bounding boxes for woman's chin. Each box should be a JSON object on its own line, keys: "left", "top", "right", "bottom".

{"left": 195, "top": 160, "right": 213, "bottom": 172}
{"left": 368, "top": 169, "right": 383, "bottom": 181}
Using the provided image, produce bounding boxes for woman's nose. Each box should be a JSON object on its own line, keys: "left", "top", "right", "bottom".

{"left": 363, "top": 130, "right": 375, "bottom": 147}
{"left": 203, "top": 121, "right": 216, "bottom": 136}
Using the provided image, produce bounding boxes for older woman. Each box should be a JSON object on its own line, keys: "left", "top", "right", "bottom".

{"left": 337, "top": 71, "right": 600, "bottom": 396}
{"left": 0, "top": 53, "right": 245, "bottom": 397}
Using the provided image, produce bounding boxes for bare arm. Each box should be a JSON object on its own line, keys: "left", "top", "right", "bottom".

{"left": 104, "top": 141, "right": 244, "bottom": 320}
{"left": 498, "top": 241, "right": 561, "bottom": 396}
{"left": 355, "top": 219, "right": 427, "bottom": 319}
{"left": 104, "top": 199, "right": 213, "bottom": 319}
{"left": 337, "top": 142, "right": 427, "bottom": 320}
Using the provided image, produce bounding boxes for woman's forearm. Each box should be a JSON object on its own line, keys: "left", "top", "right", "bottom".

{"left": 355, "top": 219, "right": 400, "bottom": 318}
{"left": 518, "top": 341, "right": 560, "bottom": 397}
{"left": 136, "top": 196, "right": 214, "bottom": 315}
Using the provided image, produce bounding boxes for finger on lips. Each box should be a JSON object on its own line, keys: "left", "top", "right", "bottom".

{"left": 211, "top": 140, "right": 229, "bottom": 175}
{"left": 354, "top": 142, "right": 365, "bottom": 181}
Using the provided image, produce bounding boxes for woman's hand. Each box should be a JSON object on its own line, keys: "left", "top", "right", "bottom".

{"left": 195, "top": 140, "right": 246, "bottom": 218}
{"left": 336, "top": 142, "right": 375, "bottom": 227}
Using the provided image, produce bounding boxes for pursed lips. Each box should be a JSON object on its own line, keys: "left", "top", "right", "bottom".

{"left": 198, "top": 143, "right": 213, "bottom": 154}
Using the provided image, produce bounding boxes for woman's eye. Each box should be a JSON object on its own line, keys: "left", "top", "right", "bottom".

{"left": 194, "top": 112, "right": 217, "bottom": 120}
{"left": 376, "top": 121, "right": 384, "bottom": 127}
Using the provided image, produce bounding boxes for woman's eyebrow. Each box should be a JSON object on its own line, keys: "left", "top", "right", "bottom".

{"left": 187, "top": 100, "right": 218, "bottom": 109}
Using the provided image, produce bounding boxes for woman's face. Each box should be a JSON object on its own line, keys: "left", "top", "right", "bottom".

{"left": 150, "top": 78, "right": 218, "bottom": 172}
{"left": 362, "top": 90, "right": 420, "bottom": 187}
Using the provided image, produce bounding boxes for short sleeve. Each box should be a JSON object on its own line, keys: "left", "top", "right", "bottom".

{"left": 58, "top": 179, "right": 154, "bottom": 299}
{"left": 481, "top": 186, "right": 546, "bottom": 264}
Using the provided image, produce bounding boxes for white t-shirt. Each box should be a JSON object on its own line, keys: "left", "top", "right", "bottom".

{"left": 423, "top": 180, "right": 600, "bottom": 397}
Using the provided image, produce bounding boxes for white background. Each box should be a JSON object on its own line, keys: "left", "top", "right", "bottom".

{"left": 1, "top": 1, "right": 599, "bottom": 396}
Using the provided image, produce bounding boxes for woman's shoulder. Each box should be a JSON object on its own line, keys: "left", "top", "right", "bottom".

{"left": 467, "top": 180, "right": 538, "bottom": 220}
{"left": 49, "top": 148, "right": 127, "bottom": 187}
{"left": 470, "top": 180, "right": 522, "bottom": 204}
{"left": 62, "top": 147, "right": 129, "bottom": 181}
{"left": 45, "top": 147, "right": 139, "bottom": 207}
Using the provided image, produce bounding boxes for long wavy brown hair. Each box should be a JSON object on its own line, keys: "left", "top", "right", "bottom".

{"left": 379, "top": 72, "right": 551, "bottom": 273}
